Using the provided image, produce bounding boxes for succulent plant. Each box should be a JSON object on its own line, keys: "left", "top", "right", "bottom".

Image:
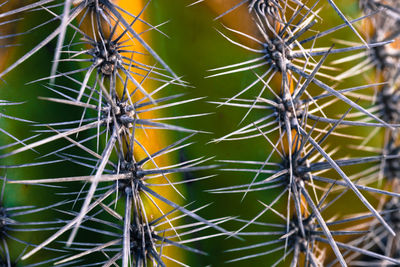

{"left": 1, "top": 0, "right": 400, "bottom": 266}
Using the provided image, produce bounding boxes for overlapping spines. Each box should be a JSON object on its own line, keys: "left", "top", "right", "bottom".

{"left": 0, "top": 0, "right": 181, "bottom": 84}
{"left": 210, "top": 119, "right": 400, "bottom": 264}
{"left": 0, "top": 1, "right": 230, "bottom": 266}
{"left": 51, "top": 199, "right": 230, "bottom": 266}
{"left": 204, "top": 0, "right": 400, "bottom": 265}
{"left": 208, "top": 3, "right": 392, "bottom": 130}
{"left": 352, "top": 2, "right": 400, "bottom": 263}
{"left": 226, "top": 202, "right": 400, "bottom": 266}
{"left": 4, "top": 0, "right": 400, "bottom": 265}
{"left": 0, "top": 177, "right": 72, "bottom": 266}
{"left": 10, "top": 133, "right": 225, "bottom": 264}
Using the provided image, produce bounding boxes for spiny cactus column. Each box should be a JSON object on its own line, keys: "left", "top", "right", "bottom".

{"left": 201, "top": 0, "right": 400, "bottom": 265}
{"left": 0, "top": 1, "right": 229, "bottom": 266}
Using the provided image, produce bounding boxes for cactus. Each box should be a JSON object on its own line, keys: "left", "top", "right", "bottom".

{"left": 1, "top": 0, "right": 400, "bottom": 266}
